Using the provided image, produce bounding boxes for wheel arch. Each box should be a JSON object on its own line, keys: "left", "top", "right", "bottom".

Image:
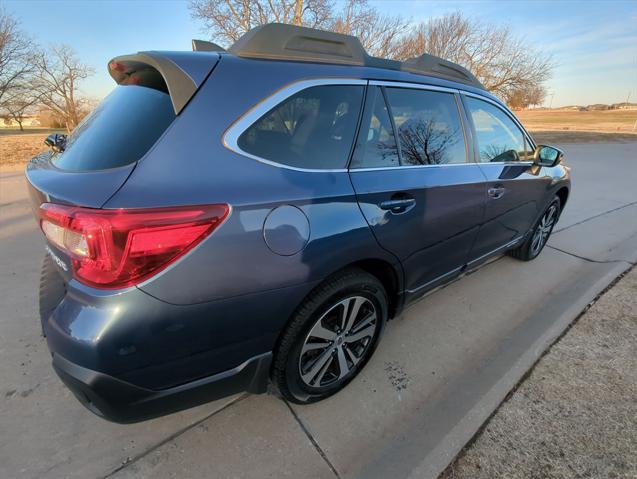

{"left": 348, "top": 258, "right": 402, "bottom": 319}
{"left": 273, "top": 257, "right": 403, "bottom": 363}
{"left": 555, "top": 186, "right": 569, "bottom": 209}
{"left": 270, "top": 259, "right": 402, "bottom": 399}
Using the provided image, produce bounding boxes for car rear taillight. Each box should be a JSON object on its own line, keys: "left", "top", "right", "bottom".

{"left": 39, "top": 203, "right": 230, "bottom": 289}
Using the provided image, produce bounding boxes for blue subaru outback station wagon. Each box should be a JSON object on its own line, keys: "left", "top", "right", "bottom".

{"left": 27, "top": 23, "right": 570, "bottom": 422}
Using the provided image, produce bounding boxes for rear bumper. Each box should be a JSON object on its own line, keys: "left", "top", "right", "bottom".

{"left": 52, "top": 351, "right": 272, "bottom": 423}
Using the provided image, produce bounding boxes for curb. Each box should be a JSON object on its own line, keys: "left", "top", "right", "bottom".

{"left": 414, "top": 257, "right": 636, "bottom": 479}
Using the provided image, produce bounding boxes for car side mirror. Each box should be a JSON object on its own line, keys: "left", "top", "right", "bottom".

{"left": 533, "top": 145, "right": 563, "bottom": 167}
{"left": 44, "top": 133, "right": 67, "bottom": 153}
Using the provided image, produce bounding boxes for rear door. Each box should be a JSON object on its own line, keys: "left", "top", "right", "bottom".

{"left": 349, "top": 83, "right": 486, "bottom": 296}
{"left": 461, "top": 94, "right": 551, "bottom": 263}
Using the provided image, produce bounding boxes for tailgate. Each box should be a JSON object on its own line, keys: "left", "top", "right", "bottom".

{"left": 25, "top": 153, "right": 135, "bottom": 209}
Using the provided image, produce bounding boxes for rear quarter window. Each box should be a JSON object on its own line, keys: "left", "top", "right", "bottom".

{"left": 237, "top": 85, "right": 364, "bottom": 170}
{"left": 52, "top": 85, "right": 175, "bottom": 171}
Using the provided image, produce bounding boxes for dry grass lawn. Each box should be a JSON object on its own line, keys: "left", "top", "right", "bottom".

{"left": 531, "top": 130, "right": 637, "bottom": 144}
{"left": 1, "top": 110, "right": 635, "bottom": 173}
{"left": 516, "top": 109, "right": 637, "bottom": 133}
{"left": 441, "top": 267, "right": 637, "bottom": 479}
{"left": 0, "top": 134, "right": 48, "bottom": 172}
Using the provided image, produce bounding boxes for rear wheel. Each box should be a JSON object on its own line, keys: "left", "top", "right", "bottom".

{"left": 273, "top": 268, "right": 387, "bottom": 404}
{"left": 509, "top": 197, "right": 561, "bottom": 261}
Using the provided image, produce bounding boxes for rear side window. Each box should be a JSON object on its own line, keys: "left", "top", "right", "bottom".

{"left": 350, "top": 87, "right": 399, "bottom": 168}
{"left": 237, "top": 85, "right": 364, "bottom": 170}
{"left": 385, "top": 87, "right": 467, "bottom": 165}
{"left": 53, "top": 85, "right": 175, "bottom": 171}
{"left": 465, "top": 97, "right": 529, "bottom": 163}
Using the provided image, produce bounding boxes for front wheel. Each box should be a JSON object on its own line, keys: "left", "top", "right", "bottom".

{"left": 273, "top": 268, "right": 387, "bottom": 404}
{"left": 509, "top": 197, "right": 561, "bottom": 261}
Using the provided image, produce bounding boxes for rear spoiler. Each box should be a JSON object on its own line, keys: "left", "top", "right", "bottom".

{"left": 108, "top": 51, "right": 219, "bottom": 114}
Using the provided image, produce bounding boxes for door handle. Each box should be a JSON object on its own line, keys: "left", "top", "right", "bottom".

{"left": 488, "top": 187, "right": 506, "bottom": 199}
{"left": 379, "top": 197, "right": 416, "bottom": 214}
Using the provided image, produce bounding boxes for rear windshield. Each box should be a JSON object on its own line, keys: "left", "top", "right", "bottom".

{"left": 52, "top": 85, "right": 175, "bottom": 171}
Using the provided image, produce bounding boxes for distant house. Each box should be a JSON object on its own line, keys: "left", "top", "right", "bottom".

{"left": 556, "top": 105, "right": 585, "bottom": 111}
{"left": 587, "top": 104, "right": 611, "bottom": 111}
{"left": 551, "top": 103, "right": 637, "bottom": 112}
{"left": 612, "top": 102, "right": 637, "bottom": 110}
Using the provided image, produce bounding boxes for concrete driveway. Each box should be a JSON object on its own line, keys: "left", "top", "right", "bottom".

{"left": 1, "top": 141, "right": 636, "bottom": 479}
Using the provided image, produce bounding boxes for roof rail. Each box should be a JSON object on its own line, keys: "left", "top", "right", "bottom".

{"left": 227, "top": 23, "right": 484, "bottom": 89}
{"left": 192, "top": 39, "right": 226, "bottom": 52}
{"left": 402, "top": 55, "right": 482, "bottom": 87}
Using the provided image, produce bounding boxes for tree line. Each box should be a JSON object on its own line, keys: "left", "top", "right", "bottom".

{"left": 0, "top": 10, "right": 93, "bottom": 131}
{"left": 191, "top": 0, "right": 552, "bottom": 108}
{"left": 0, "top": 1, "right": 552, "bottom": 133}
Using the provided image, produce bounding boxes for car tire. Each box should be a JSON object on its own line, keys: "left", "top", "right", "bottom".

{"left": 509, "top": 196, "right": 561, "bottom": 261}
{"left": 273, "top": 268, "right": 388, "bottom": 404}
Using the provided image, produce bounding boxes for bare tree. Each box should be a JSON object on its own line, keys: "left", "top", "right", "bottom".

{"left": 190, "top": 0, "right": 408, "bottom": 56}
{"left": 32, "top": 44, "right": 94, "bottom": 131}
{"left": 330, "top": 0, "right": 409, "bottom": 58}
{"left": 1, "top": 87, "right": 39, "bottom": 130}
{"left": 524, "top": 84, "right": 546, "bottom": 108}
{"left": 394, "top": 13, "right": 552, "bottom": 103}
{"left": 508, "top": 84, "right": 546, "bottom": 109}
{"left": 0, "top": 10, "right": 36, "bottom": 112}
{"left": 189, "top": 0, "right": 333, "bottom": 45}
{"left": 190, "top": 5, "right": 551, "bottom": 104}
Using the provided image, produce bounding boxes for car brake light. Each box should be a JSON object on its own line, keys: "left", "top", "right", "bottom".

{"left": 39, "top": 203, "right": 230, "bottom": 289}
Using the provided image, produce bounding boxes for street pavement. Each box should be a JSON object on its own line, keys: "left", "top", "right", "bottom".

{"left": 1, "top": 141, "right": 636, "bottom": 479}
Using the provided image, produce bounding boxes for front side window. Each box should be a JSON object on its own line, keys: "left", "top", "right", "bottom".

{"left": 385, "top": 87, "right": 467, "bottom": 166}
{"left": 237, "top": 85, "right": 364, "bottom": 170}
{"left": 465, "top": 97, "right": 529, "bottom": 163}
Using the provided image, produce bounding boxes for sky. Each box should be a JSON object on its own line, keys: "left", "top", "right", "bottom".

{"left": 5, "top": 0, "right": 637, "bottom": 107}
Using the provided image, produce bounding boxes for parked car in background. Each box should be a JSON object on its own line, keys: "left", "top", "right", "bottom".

{"left": 27, "top": 23, "right": 570, "bottom": 422}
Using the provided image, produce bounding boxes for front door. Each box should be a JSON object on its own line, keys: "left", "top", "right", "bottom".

{"left": 461, "top": 95, "right": 552, "bottom": 263}
{"left": 349, "top": 84, "right": 486, "bottom": 296}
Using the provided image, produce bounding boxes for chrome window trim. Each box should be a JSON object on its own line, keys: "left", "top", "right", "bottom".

{"left": 352, "top": 162, "right": 482, "bottom": 172}
{"left": 478, "top": 161, "right": 534, "bottom": 167}
{"left": 223, "top": 77, "right": 537, "bottom": 173}
{"left": 369, "top": 80, "right": 459, "bottom": 94}
{"left": 223, "top": 78, "right": 367, "bottom": 173}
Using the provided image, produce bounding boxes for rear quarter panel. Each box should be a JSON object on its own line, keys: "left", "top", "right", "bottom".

{"left": 104, "top": 55, "right": 400, "bottom": 305}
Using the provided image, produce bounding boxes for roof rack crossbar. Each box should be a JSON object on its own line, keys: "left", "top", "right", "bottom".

{"left": 226, "top": 23, "right": 484, "bottom": 89}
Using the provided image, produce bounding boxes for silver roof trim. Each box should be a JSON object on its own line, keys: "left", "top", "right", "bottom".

{"left": 369, "top": 80, "right": 458, "bottom": 94}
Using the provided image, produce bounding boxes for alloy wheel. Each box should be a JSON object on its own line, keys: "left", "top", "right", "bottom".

{"left": 298, "top": 296, "right": 378, "bottom": 388}
{"left": 531, "top": 203, "right": 558, "bottom": 256}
